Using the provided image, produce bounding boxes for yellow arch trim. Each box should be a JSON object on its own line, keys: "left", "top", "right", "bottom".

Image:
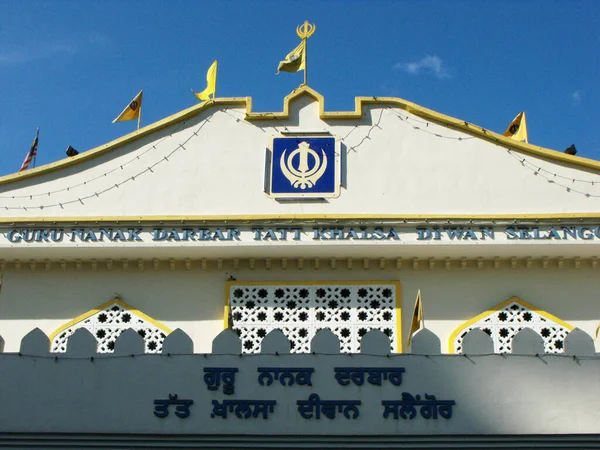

{"left": 49, "top": 297, "right": 172, "bottom": 342}
{"left": 447, "top": 295, "right": 574, "bottom": 354}
{"left": 2, "top": 85, "right": 600, "bottom": 187}
{"left": 3, "top": 212, "right": 600, "bottom": 225}
{"left": 224, "top": 280, "right": 403, "bottom": 352}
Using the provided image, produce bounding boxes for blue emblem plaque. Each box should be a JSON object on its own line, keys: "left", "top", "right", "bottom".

{"left": 268, "top": 135, "right": 340, "bottom": 198}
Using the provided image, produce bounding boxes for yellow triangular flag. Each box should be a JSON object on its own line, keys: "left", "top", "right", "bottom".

{"left": 112, "top": 90, "right": 143, "bottom": 123}
{"left": 503, "top": 111, "right": 528, "bottom": 143}
{"left": 193, "top": 60, "right": 218, "bottom": 101}
{"left": 595, "top": 323, "right": 600, "bottom": 341}
{"left": 277, "top": 40, "right": 305, "bottom": 74}
{"left": 407, "top": 290, "right": 424, "bottom": 346}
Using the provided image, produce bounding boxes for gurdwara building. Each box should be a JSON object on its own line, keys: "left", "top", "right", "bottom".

{"left": 0, "top": 85, "right": 598, "bottom": 448}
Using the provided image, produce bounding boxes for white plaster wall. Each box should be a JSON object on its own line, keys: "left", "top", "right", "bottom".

{"left": 0, "top": 265, "right": 598, "bottom": 353}
{"left": 1, "top": 94, "right": 600, "bottom": 218}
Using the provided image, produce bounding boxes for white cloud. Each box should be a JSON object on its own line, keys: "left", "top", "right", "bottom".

{"left": 393, "top": 55, "right": 451, "bottom": 79}
{"left": 0, "top": 35, "right": 107, "bottom": 67}
{"left": 572, "top": 90, "right": 581, "bottom": 106}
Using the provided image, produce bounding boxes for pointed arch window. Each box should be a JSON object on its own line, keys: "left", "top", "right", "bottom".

{"left": 50, "top": 298, "right": 172, "bottom": 353}
{"left": 449, "top": 296, "right": 574, "bottom": 354}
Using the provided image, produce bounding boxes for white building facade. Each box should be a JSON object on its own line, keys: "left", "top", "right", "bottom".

{"left": 0, "top": 87, "right": 599, "bottom": 448}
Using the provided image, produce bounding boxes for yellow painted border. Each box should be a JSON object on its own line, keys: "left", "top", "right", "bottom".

{"left": 447, "top": 295, "right": 574, "bottom": 354}
{"left": 2, "top": 85, "right": 600, "bottom": 187}
{"left": 224, "top": 280, "right": 402, "bottom": 352}
{"left": 4, "top": 212, "right": 600, "bottom": 225}
{"left": 49, "top": 297, "right": 172, "bottom": 342}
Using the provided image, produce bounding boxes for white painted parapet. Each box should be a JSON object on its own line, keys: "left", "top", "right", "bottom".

{"left": 0, "top": 326, "right": 598, "bottom": 445}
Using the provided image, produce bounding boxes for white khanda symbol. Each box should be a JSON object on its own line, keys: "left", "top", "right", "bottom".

{"left": 280, "top": 141, "right": 328, "bottom": 189}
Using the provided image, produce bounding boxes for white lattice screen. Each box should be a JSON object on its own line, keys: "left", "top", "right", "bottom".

{"left": 228, "top": 283, "right": 399, "bottom": 354}
{"left": 453, "top": 299, "right": 572, "bottom": 354}
{"left": 51, "top": 300, "right": 170, "bottom": 354}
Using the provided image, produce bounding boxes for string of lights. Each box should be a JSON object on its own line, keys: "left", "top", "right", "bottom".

{"left": 384, "top": 105, "right": 600, "bottom": 198}
{"left": 506, "top": 148, "right": 600, "bottom": 186}
{"left": 504, "top": 149, "right": 600, "bottom": 198}
{"left": 7, "top": 350, "right": 599, "bottom": 360}
{"left": 0, "top": 115, "right": 215, "bottom": 211}
{"left": 386, "top": 106, "right": 476, "bottom": 141}
{"left": 0, "top": 120, "right": 191, "bottom": 200}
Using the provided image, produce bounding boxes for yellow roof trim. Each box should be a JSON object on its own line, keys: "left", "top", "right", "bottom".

{"left": 49, "top": 297, "right": 172, "bottom": 342}
{"left": 1, "top": 84, "right": 598, "bottom": 187}
{"left": 1, "top": 212, "right": 600, "bottom": 225}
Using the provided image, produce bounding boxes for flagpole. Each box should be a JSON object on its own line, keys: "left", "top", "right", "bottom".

{"left": 33, "top": 127, "right": 39, "bottom": 168}
{"left": 137, "top": 104, "right": 141, "bottom": 130}
{"left": 303, "top": 37, "right": 308, "bottom": 86}
{"left": 214, "top": 59, "right": 218, "bottom": 100}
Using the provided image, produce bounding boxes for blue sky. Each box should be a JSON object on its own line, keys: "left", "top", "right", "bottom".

{"left": 1, "top": 0, "right": 598, "bottom": 176}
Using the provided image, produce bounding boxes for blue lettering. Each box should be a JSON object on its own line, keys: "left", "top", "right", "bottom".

{"left": 277, "top": 228, "right": 288, "bottom": 240}
{"left": 562, "top": 227, "right": 577, "bottom": 240}
{"left": 213, "top": 229, "right": 226, "bottom": 241}
{"left": 50, "top": 229, "right": 64, "bottom": 242}
{"left": 480, "top": 227, "right": 495, "bottom": 240}
{"left": 387, "top": 228, "right": 400, "bottom": 240}
{"left": 83, "top": 230, "right": 98, "bottom": 242}
{"left": 166, "top": 230, "right": 181, "bottom": 241}
{"left": 198, "top": 229, "right": 212, "bottom": 240}
{"left": 7, "top": 230, "right": 21, "bottom": 243}
{"left": 313, "top": 228, "right": 329, "bottom": 240}
{"left": 444, "top": 228, "right": 464, "bottom": 240}
{"left": 153, "top": 228, "right": 168, "bottom": 241}
{"left": 34, "top": 229, "right": 50, "bottom": 242}
{"left": 505, "top": 227, "right": 518, "bottom": 240}
{"left": 578, "top": 227, "right": 594, "bottom": 240}
{"left": 547, "top": 228, "right": 562, "bottom": 239}
{"left": 518, "top": 228, "right": 532, "bottom": 240}
{"left": 263, "top": 229, "right": 278, "bottom": 240}
{"left": 346, "top": 229, "right": 360, "bottom": 240}
{"left": 112, "top": 229, "right": 127, "bottom": 241}
{"left": 181, "top": 229, "right": 197, "bottom": 241}
{"left": 71, "top": 229, "right": 85, "bottom": 242}
{"left": 228, "top": 228, "right": 241, "bottom": 241}
{"left": 98, "top": 229, "right": 113, "bottom": 241}
{"left": 373, "top": 228, "right": 386, "bottom": 240}
{"left": 417, "top": 228, "right": 431, "bottom": 240}
{"left": 463, "top": 228, "right": 478, "bottom": 240}
{"left": 128, "top": 228, "right": 143, "bottom": 241}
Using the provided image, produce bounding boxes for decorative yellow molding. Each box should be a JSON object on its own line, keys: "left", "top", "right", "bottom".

{"left": 3, "top": 212, "right": 600, "bottom": 225}
{"left": 447, "top": 295, "right": 574, "bottom": 354}
{"left": 224, "top": 280, "right": 403, "bottom": 352}
{"left": 1, "top": 85, "right": 599, "bottom": 187}
{"left": 48, "top": 297, "right": 172, "bottom": 342}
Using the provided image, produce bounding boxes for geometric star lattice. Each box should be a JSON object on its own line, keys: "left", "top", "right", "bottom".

{"left": 451, "top": 296, "right": 573, "bottom": 354}
{"left": 50, "top": 298, "right": 171, "bottom": 354}
{"left": 228, "top": 281, "right": 400, "bottom": 354}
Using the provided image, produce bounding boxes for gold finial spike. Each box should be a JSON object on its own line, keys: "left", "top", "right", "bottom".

{"left": 296, "top": 21, "right": 316, "bottom": 39}
{"left": 295, "top": 21, "right": 316, "bottom": 86}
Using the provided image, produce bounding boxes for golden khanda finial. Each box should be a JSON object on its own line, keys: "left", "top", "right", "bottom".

{"left": 296, "top": 21, "right": 316, "bottom": 39}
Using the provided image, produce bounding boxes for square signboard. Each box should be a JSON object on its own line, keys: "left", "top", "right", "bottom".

{"left": 267, "top": 135, "right": 341, "bottom": 199}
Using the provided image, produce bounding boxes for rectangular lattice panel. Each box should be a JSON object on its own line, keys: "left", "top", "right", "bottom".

{"left": 228, "top": 283, "right": 398, "bottom": 354}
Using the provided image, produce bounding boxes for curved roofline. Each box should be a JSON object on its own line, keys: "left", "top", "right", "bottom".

{"left": 1, "top": 84, "right": 597, "bottom": 187}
